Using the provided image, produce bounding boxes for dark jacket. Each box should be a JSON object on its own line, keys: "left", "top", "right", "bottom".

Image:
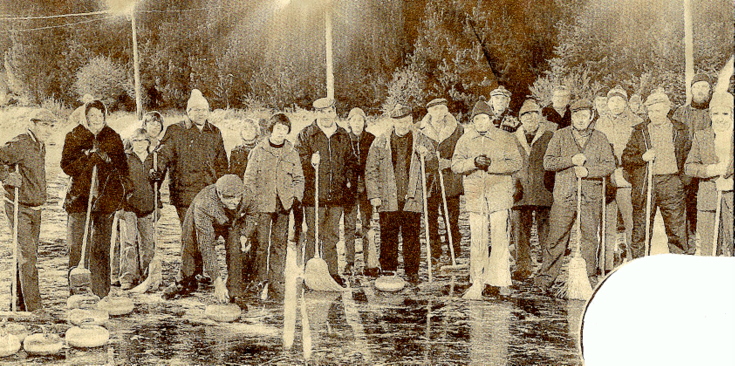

{"left": 542, "top": 105, "right": 571, "bottom": 129}
{"left": 513, "top": 126, "right": 555, "bottom": 208}
{"left": 417, "top": 113, "right": 464, "bottom": 198}
{"left": 0, "top": 131, "right": 46, "bottom": 207}
{"left": 295, "top": 121, "right": 357, "bottom": 206}
{"left": 156, "top": 119, "right": 229, "bottom": 208}
{"left": 123, "top": 151, "right": 155, "bottom": 217}
{"left": 622, "top": 119, "right": 692, "bottom": 206}
{"left": 61, "top": 124, "right": 129, "bottom": 214}
{"left": 229, "top": 140, "right": 259, "bottom": 179}
{"left": 346, "top": 130, "right": 375, "bottom": 202}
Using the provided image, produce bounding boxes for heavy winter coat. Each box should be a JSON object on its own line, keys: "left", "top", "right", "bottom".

{"left": 512, "top": 124, "right": 555, "bottom": 208}
{"left": 0, "top": 130, "right": 46, "bottom": 207}
{"left": 365, "top": 127, "right": 437, "bottom": 213}
{"left": 156, "top": 119, "right": 229, "bottom": 208}
{"left": 346, "top": 130, "right": 375, "bottom": 201}
{"left": 684, "top": 128, "right": 734, "bottom": 211}
{"left": 417, "top": 112, "right": 464, "bottom": 198}
{"left": 123, "top": 151, "right": 155, "bottom": 217}
{"left": 673, "top": 103, "right": 711, "bottom": 137}
{"left": 229, "top": 140, "right": 259, "bottom": 179}
{"left": 542, "top": 105, "right": 571, "bottom": 129}
{"left": 452, "top": 125, "right": 522, "bottom": 213}
{"left": 295, "top": 121, "right": 356, "bottom": 206}
{"left": 622, "top": 119, "right": 692, "bottom": 206}
{"left": 544, "top": 127, "right": 616, "bottom": 206}
{"left": 243, "top": 139, "right": 305, "bottom": 213}
{"left": 61, "top": 124, "right": 129, "bottom": 214}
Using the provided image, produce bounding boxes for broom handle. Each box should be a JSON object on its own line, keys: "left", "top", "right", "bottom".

{"left": 421, "top": 154, "right": 432, "bottom": 282}
{"left": 11, "top": 165, "right": 19, "bottom": 312}
{"left": 711, "top": 189, "right": 723, "bottom": 257}
{"left": 313, "top": 160, "right": 320, "bottom": 259}
{"left": 80, "top": 165, "right": 98, "bottom": 270}
{"left": 644, "top": 162, "right": 653, "bottom": 257}
{"left": 436, "top": 151, "right": 456, "bottom": 266}
{"left": 575, "top": 175, "right": 583, "bottom": 256}
{"left": 600, "top": 178, "right": 606, "bottom": 274}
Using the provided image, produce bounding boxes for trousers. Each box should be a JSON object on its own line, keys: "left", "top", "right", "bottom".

{"left": 68, "top": 211, "right": 114, "bottom": 297}
{"left": 603, "top": 187, "right": 633, "bottom": 271}
{"left": 379, "top": 210, "right": 421, "bottom": 276}
{"left": 511, "top": 206, "right": 550, "bottom": 276}
{"left": 343, "top": 193, "right": 373, "bottom": 266}
{"left": 468, "top": 210, "right": 511, "bottom": 287}
{"left": 696, "top": 191, "right": 734, "bottom": 257}
{"left": 118, "top": 211, "right": 155, "bottom": 286}
{"left": 304, "top": 205, "right": 343, "bottom": 275}
{"left": 427, "top": 195, "right": 462, "bottom": 259}
{"left": 4, "top": 202, "right": 42, "bottom": 311}
{"left": 254, "top": 206, "right": 290, "bottom": 299}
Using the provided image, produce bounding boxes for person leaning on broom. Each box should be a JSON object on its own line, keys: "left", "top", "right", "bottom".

{"left": 534, "top": 99, "right": 615, "bottom": 294}
{"left": 0, "top": 109, "right": 57, "bottom": 312}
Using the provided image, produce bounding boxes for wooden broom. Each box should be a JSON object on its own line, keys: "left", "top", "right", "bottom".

{"left": 562, "top": 175, "right": 593, "bottom": 300}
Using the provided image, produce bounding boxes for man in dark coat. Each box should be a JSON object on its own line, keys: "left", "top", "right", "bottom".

{"left": 152, "top": 89, "right": 229, "bottom": 224}
{"left": 417, "top": 98, "right": 464, "bottom": 265}
{"left": 61, "top": 100, "right": 129, "bottom": 297}
{"left": 489, "top": 86, "right": 521, "bottom": 133}
{"left": 542, "top": 86, "right": 572, "bottom": 129}
{"left": 622, "top": 89, "right": 693, "bottom": 258}
{"left": 511, "top": 99, "right": 556, "bottom": 280}
{"left": 343, "top": 107, "right": 376, "bottom": 276}
{"left": 0, "top": 109, "right": 56, "bottom": 311}
{"left": 296, "top": 97, "right": 357, "bottom": 286}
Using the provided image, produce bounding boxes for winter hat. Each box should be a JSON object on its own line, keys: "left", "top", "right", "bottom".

{"left": 519, "top": 99, "right": 541, "bottom": 116}
{"left": 569, "top": 99, "right": 593, "bottom": 113}
{"left": 390, "top": 104, "right": 412, "bottom": 119}
{"left": 215, "top": 174, "right": 244, "bottom": 197}
{"left": 691, "top": 73, "right": 712, "bottom": 87}
{"left": 644, "top": 88, "right": 671, "bottom": 107}
{"left": 187, "top": 89, "right": 209, "bottom": 111}
{"left": 490, "top": 86, "right": 511, "bottom": 98}
{"left": 553, "top": 86, "right": 571, "bottom": 96}
{"left": 470, "top": 100, "right": 493, "bottom": 120}
{"left": 607, "top": 86, "right": 628, "bottom": 101}
{"left": 347, "top": 107, "right": 366, "bottom": 121}
{"left": 709, "top": 92, "right": 734, "bottom": 111}
{"left": 426, "top": 98, "right": 448, "bottom": 109}
{"left": 29, "top": 108, "right": 57, "bottom": 123}
{"left": 313, "top": 97, "right": 335, "bottom": 111}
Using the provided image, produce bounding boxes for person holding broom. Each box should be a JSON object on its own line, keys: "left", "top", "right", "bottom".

{"left": 0, "top": 108, "right": 57, "bottom": 311}
{"left": 452, "top": 100, "right": 522, "bottom": 299}
{"left": 685, "top": 92, "right": 734, "bottom": 256}
{"left": 622, "top": 89, "right": 693, "bottom": 259}
{"left": 535, "top": 99, "right": 615, "bottom": 294}
{"left": 365, "top": 104, "right": 437, "bottom": 285}
{"left": 61, "top": 100, "right": 129, "bottom": 298}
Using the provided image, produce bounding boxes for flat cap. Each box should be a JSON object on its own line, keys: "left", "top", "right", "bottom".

{"left": 426, "top": 98, "right": 448, "bottom": 109}
{"left": 569, "top": 99, "right": 593, "bottom": 112}
{"left": 390, "top": 104, "right": 412, "bottom": 119}
{"left": 644, "top": 88, "right": 671, "bottom": 107}
{"left": 490, "top": 86, "right": 512, "bottom": 98}
{"left": 519, "top": 99, "right": 541, "bottom": 116}
{"left": 215, "top": 174, "right": 244, "bottom": 197}
{"left": 709, "top": 92, "right": 734, "bottom": 110}
{"left": 29, "top": 108, "right": 57, "bottom": 123}
{"left": 607, "top": 85, "right": 628, "bottom": 101}
{"left": 313, "top": 97, "right": 335, "bottom": 110}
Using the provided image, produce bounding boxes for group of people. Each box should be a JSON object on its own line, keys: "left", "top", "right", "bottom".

{"left": 1, "top": 73, "right": 732, "bottom": 312}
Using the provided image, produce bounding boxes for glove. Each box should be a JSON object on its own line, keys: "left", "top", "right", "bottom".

{"left": 642, "top": 149, "right": 656, "bottom": 162}
{"left": 716, "top": 177, "right": 733, "bottom": 191}
{"left": 149, "top": 169, "right": 165, "bottom": 182}
{"left": 571, "top": 153, "right": 587, "bottom": 166}
{"left": 574, "top": 166, "right": 589, "bottom": 178}
{"left": 95, "top": 150, "right": 111, "bottom": 164}
{"left": 474, "top": 155, "right": 491, "bottom": 171}
{"left": 311, "top": 152, "right": 321, "bottom": 166}
{"left": 439, "top": 158, "right": 452, "bottom": 170}
{"left": 213, "top": 276, "right": 229, "bottom": 304}
{"left": 370, "top": 198, "right": 382, "bottom": 208}
{"left": 4, "top": 171, "right": 22, "bottom": 188}
{"left": 415, "top": 144, "right": 429, "bottom": 157}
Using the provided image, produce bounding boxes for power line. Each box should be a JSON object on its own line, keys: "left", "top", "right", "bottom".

{"left": 0, "top": 10, "right": 109, "bottom": 21}
{"left": 136, "top": 6, "right": 225, "bottom": 13}
{"left": 7, "top": 16, "right": 114, "bottom": 32}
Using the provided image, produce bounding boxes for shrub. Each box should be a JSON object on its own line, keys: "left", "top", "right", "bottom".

{"left": 73, "top": 56, "right": 134, "bottom": 112}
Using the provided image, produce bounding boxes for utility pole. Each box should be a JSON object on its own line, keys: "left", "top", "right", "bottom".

{"left": 684, "top": 0, "right": 694, "bottom": 104}
{"left": 131, "top": 8, "right": 142, "bottom": 120}
{"left": 325, "top": 3, "right": 334, "bottom": 100}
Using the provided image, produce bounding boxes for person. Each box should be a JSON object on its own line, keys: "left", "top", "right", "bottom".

{"left": 416, "top": 98, "right": 464, "bottom": 266}
{"left": 243, "top": 113, "right": 304, "bottom": 301}
{"left": 594, "top": 94, "right": 609, "bottom": 121}
{"left": 343, "top": 108, "right": 376, "bottom": 276}
{"left": 61, "top": 100, "right": 129, "bottom": 297}
{"left": 366, "top": 104, "right": 437, "bottom": 285}
{"left": 622, "top": 89, "right": 693, "bottom": 259}
{"left": 452, "top": 100, "right": 522, "bottom": 299}
{"left": 295, "top": 97, "right": 356, "bottom": 286}
{"left": 510, "top": 99, "right": 556, "bottom": 281}
{"left": 0, "top": 109, "right": 56, "bottom": 311}
{"left": 229, "top": 118, "right": 261, "bottom": 179}
{"left": 142, "top": 111, "right": 165, "bottom": 151}
{"left": 68, "top": 94, "right": 95, "bottom": 126}
{"left": 594, "top": 86, "right": 642, "bottom": 272}
{"left": 488, "top": 86, "right": 521, "bottom": 133}
{"left": 162, "top": 175, "right": 255, "bottom": 310}
{"left": 542, "top": 86, "right": 572, "bottom": 129}
{"left": 117, "top": 128, "right": 156, "bottom": 290}
{"left": 628, "top": 93, "right": 646, "bottom": 120}
{"left": 536, "top": 99, "right": 615, "bottom": 292}
{"left": 684, "top": 92, "right": 734, "bottom": 256}
{"left": 673, "top": 74, "right": 714, "bottom": 247}
{"left": 152, "top": 89, "right": 229, "bottom": 225}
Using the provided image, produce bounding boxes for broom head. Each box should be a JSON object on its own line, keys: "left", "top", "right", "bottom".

{"left": 563, "top": 256, "right": 593, "bottom": 301}
{"left": 304, "top": 258, "right": 344, "bottom": 292}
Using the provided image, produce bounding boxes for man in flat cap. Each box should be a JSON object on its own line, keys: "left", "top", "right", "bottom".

{"left": 537, "top": 99, "right": 615, "bottom": 292}
{"left": 489, "top": 86, "right": 521, "bottom": 133}
{"left": 417, "top": 98, "right": 464, "bottom": 266}
{"left": 0, "top": 109, "right": 57, "bottom": 311}
{"left": 542, "top": 86, "right": 572, "bottom": 129}
{"left": 673, "top": 73, "right": 714, "bottom": 246}
{"left": 366, "top": 104, "right": 437, "bottom": 285}
{"left": 622, "top": 89, "right": 693, "bottom": 259}
{"left": 152, "top": 89, "right": 229, "bottom": 225}
{"left": 594, "top": 86, "right": 642, "bottom": 271}
{"left": 296, "top": 97, "right": 357, "bottom": 287}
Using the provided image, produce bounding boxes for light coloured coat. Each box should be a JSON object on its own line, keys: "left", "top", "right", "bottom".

{"left": 243, "top": 139, "right": 304, "bottom": 213}
{"left": 685, "top": 128, "right": 734, "bottom": 211}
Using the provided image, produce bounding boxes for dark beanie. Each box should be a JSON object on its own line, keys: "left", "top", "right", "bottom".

{"left": 470, "top": 100, "right": 493, "bottom": 120}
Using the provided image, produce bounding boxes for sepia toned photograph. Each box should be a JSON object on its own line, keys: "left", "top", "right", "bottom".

{"left": 0, "top": 0, "right": 733, "bottom": 364}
